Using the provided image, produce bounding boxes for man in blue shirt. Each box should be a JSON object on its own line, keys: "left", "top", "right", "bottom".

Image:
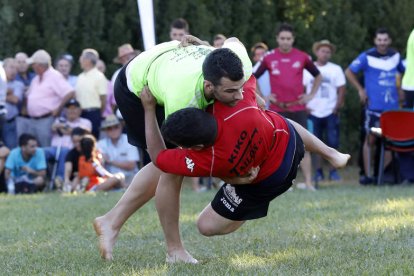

{"left": 5, "top": 133, "right": 47, "bottom": 193}
{"left": 345, "top": 28, "right": 405, "bottom": 184}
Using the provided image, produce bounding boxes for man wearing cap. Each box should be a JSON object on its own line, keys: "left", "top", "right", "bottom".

{"left": 20, "top": 49, "right": 75, "bottom": 147}
{"left": 75, "top": 48, "right": 108, "bottom": 139}
{"left": 44, "top": 98, "right": 92, "bottom": 182}
{"left": 303, "top": 40, "right": 346, "bottom": 182}
{"left": 98, "top": 115, "right": 139, "bottom": 185}
{"left": 253, "top": 23, "right": 322, "bottom": 191}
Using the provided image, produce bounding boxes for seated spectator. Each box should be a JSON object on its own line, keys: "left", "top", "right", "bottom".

{"left": 4, "top": 134, "right": 46, "bottom": 194}
{"left": 55, "top": 54, "right": 77, "bottom": 88}
{"left": 44, "top": 99, "right": 92, "bottom": 183}
{"left": 98, "top": 115, "right": 139, "bottom": 185}
{"left": 0, "top": 142, "right": 10, "bottom": 193}
{"left": 3, "top": 58, "right": 25, "bottom": 149}
{"left": 76, "top": 134, "right": 125, "bottom": 192}
{"left": 63, "top": 127, "right": 88, "bottom": 192}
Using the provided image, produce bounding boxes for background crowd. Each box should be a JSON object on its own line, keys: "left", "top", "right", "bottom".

{"left": 0, "top": 13, "right": 413, "bottom": 194}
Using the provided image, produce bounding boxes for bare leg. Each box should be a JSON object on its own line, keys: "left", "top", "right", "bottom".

{"left": 300, "top": 152, "right": 314, "bottom": 190}
{"left": 287, "top": 119, "right": 350, "bottom": 168}
{"left": 95, "top": 173, "right": 125, "bottom": 191}
{"left": 93, "top": 163, "right": 161, "bottom": 260}
{"left": 197, "top": 203, "right": 245, "bottom": 236}
{"left": 155, "top": 173, "right": 198, "bottom": 264}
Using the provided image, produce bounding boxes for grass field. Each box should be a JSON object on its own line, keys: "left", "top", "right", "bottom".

{"left": 1, "top": 167, "right": 414, "bottom": 275}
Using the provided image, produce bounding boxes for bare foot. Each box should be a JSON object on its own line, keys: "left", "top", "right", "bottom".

{"left": 166, "top": 249, "right": 198, "bottom": 264}
{"left": 93, "top": 216, "right": 119, "bottom": 261}
{"left": 327, "top": 150, "right": 351, "bottom": 169}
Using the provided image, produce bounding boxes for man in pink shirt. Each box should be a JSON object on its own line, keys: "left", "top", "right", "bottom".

{"left": 253, "top": 23, "right": 322, "bottom": 190}
{"left": 18, "top": 50, "right": 74, "bottom": 147}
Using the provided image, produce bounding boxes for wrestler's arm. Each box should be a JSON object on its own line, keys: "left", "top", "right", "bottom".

{"left": 179, "top": 35, "right": 210, "bottom": 47}
{"left": 141, "top": 86, "right": 166, "bottom": 164}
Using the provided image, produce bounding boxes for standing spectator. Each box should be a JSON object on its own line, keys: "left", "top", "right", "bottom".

{"left": 55, "top": 54, "right": 77, "bottom": 88}
{"left": 96, "top": 59, "right": 116, "bottom": 118}
{"left": 5, "top": 133, "right": 47, "bottom": 193}
{"left": 14, "top": 52, "right": 35, "bottom": 88}
{"left": 304, "top": 40, "right": 346, "bottom": 181}
{"left": 98, "top": 115, "right": 139, "bottom": 184}
{"left": 45, "top": 99, "right": 92, "bottom": 182}
{"left": 75, "top": 48, "right": 107, "bottom": 139}
{"left": 20, "top": 49, "right": 75, "bottom": 147}
{"left": 3, "top": 58, "right": 25, "bottom": 149}
{"left": 253, "top": 23, "right": 322, "bottom": 190}
{"left": 345, "top": 28, "right": 405, "bottom": 184}
{"left": 251, "top": 42, "right": 271, "bottom": 108}
{"left": 109, "top": 44, "right": 141, "bottom": 114}
{"left": 402, "top": 28, "right": 414, "bottom": 108}
{"left": 0, "top": 62, "right": 6, "bottom": 140}
{"left": 213, "top": 34, "right": 226, "bottom": 48}
{"left": 169, "top": 18, "right": 189, "bottom": 41}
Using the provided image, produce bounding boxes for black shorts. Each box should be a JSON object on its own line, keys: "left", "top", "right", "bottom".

{"left": 211, "top": 120, "right": 305, "bottom": 221}
{"left": 114, "top": 65, "right": 172, "bottom": 149}
{"left": 279, "top": 110, "right": 308, "bottom": 128}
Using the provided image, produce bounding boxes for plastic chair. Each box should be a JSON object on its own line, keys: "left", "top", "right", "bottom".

{"left": 374, "top": 110, "right": 414, "bottom": 185}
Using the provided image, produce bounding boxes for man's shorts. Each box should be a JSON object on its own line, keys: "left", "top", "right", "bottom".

{"left": 114, "top": 65, "right": 171, "bottom": 149}
{"left": 211, "top": 119, "right": 305, "bottom": 221}
{"left": 279, "top": 110, "right": 308, "bottom": 128}
{"left": 364, "top": 109, "right": 382, "bottom": 133}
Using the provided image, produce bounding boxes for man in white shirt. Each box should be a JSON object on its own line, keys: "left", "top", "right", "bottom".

{"left": 98, "top": 115, "right": 139, "bottom": 185}
{"left": 303, "top": 40, "right": 346, "bottom": 182}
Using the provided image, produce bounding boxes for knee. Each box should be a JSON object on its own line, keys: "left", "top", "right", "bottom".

{"left": 196, "top": 218, "right": 215, "bottom": 237}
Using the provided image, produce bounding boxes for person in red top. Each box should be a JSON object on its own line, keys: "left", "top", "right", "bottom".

{"left": 142, "top": 76, "right": 350, "bottom": 262}
{"left": 253, "top": 23, "right": 323, "bottom": 191}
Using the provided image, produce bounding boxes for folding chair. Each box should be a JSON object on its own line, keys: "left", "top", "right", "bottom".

{"left": 371, "top": 110, "right": 414, "bottom": 185}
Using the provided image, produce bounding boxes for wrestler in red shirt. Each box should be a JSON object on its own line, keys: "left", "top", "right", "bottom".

{"left": 145, "top": 75, "right": 305, "bottom": 221}
{"left": 155, "top": 76, "right": 291, "bottom": 183}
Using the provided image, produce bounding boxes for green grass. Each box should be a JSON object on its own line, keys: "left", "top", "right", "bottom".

{"left": 1, "top": 170, "right": 414, "bottom": 275}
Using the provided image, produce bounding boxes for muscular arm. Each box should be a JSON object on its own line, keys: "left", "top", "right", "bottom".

{"left": 140, "top": 86, "right": 166, "bottom": 164}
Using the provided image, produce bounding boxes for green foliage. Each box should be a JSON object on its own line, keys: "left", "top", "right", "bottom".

{"left": 0, "top": 0, "right": 412, "bottom": 154}
{"left": 1, "top": 181, "right": 414, "bottom": 274}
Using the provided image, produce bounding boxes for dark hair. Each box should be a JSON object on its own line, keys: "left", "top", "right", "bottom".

{"left": 19, "top": 133, "right": 37, "bottom": 147}
{"left": 71, "top": 127, "right": 89, "bottom": 137}
{"left": 276, "top": 22, "right": 294, "bottom": 36}
{"left": 202, "top": 48, "right": 244, "bottom": 86}
{"left": 170, "top": 18, "right": 189, "bottom": 32}
{"left": 80, "top": 134, "right": 97, "bottom": 160}
{"left": 375, "top": 27, "right": 391, "bottom": 38}
{"left": 161, "top": 108, "right": 217, "bottom": 148}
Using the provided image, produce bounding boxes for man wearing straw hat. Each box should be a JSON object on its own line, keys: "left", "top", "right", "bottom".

{"left": 303, "top": 39, "right": 346, "bottom": 182}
